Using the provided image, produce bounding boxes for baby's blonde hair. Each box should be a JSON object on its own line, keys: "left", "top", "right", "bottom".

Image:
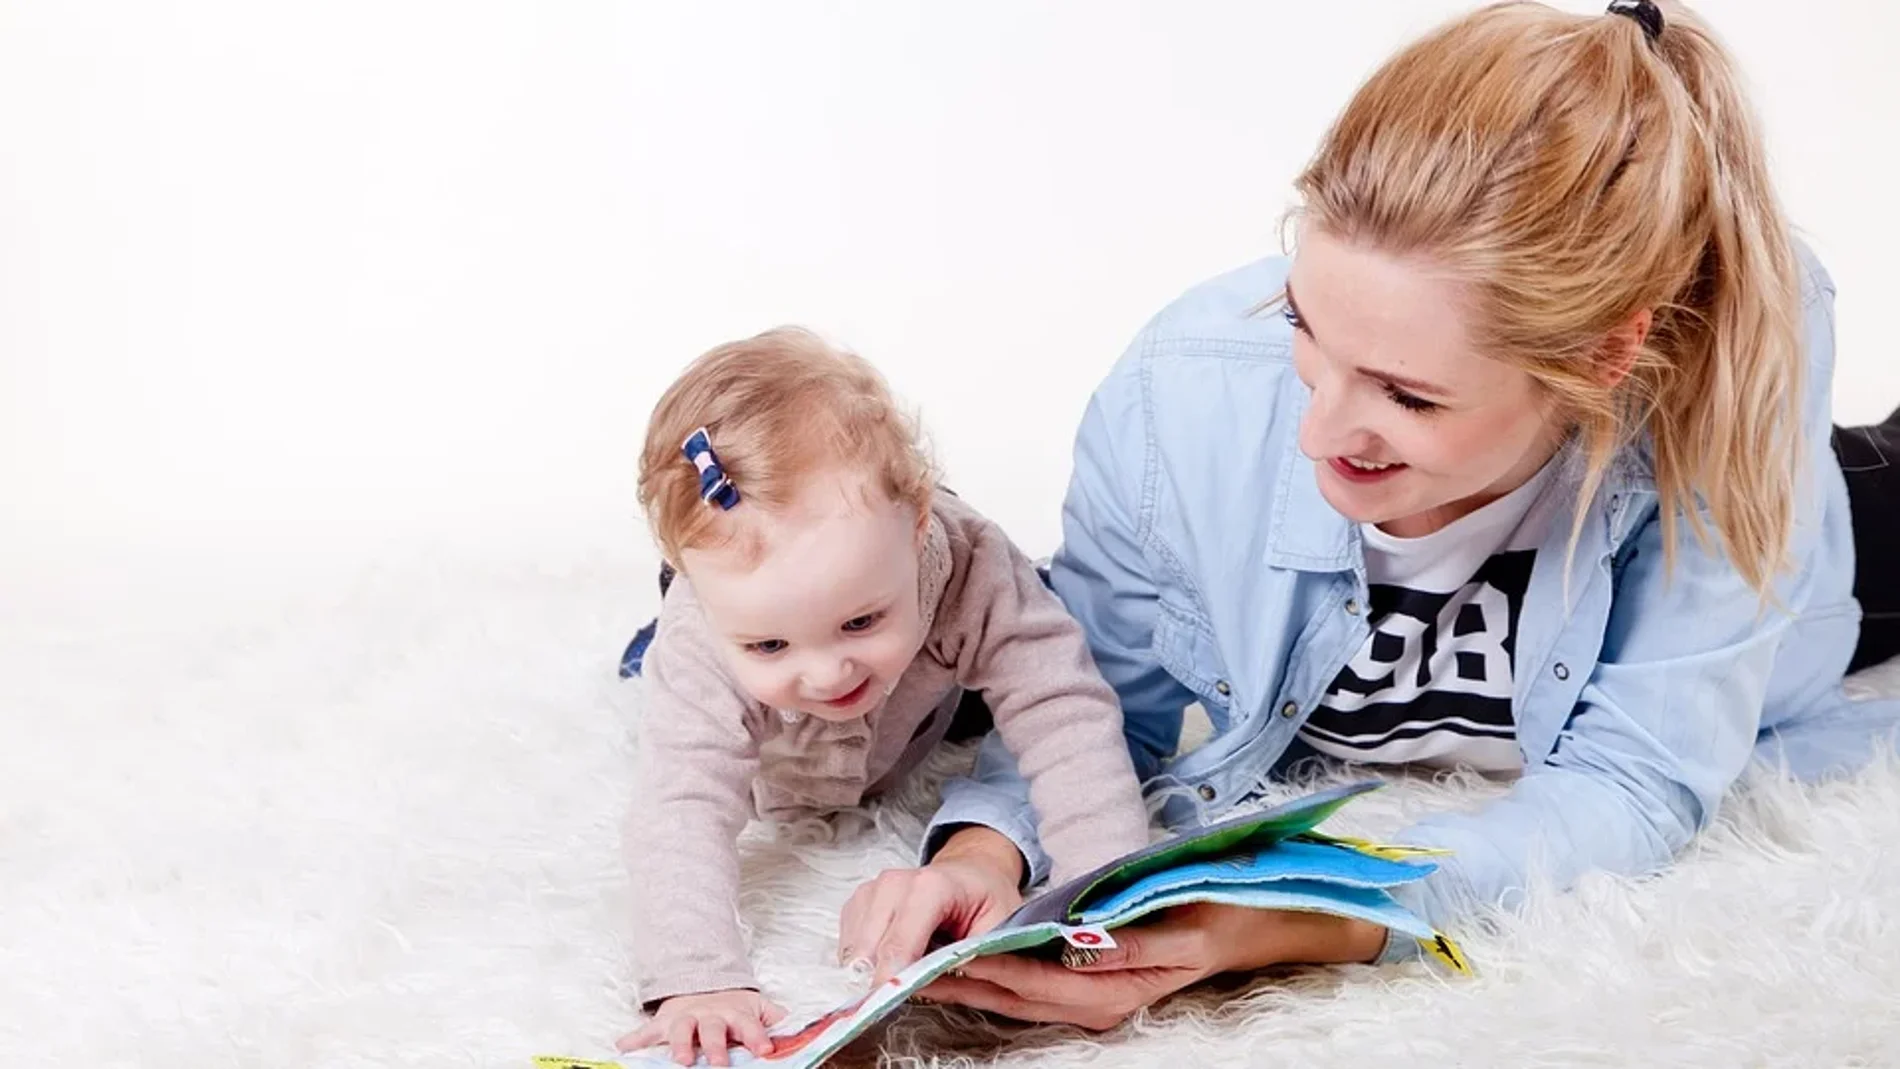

{"left": 1294, "top": 0, "right": 1804, "bottom": 595}
{"left": 637, "top": 327, "right": 937, "bottom": 567}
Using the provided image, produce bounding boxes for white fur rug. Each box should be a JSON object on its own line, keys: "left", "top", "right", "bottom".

{"left": 6, "top": 549, "right": 1900, "bottom": 1068}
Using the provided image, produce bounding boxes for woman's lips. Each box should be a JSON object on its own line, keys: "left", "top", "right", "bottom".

{"left": 1328, "top": 456, "right": 1407, "bottom": 483}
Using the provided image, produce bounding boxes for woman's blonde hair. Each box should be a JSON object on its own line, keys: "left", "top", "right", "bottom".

{"left": 1293, "top": 0, "right": 1804, "bottom": 594}
{"left": 637, "top": 326, "right": 936, "bottom": 567}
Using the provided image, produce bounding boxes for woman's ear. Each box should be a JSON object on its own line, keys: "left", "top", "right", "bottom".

{"left": 1598, "top": 307, "right": 1653, "bottom": 388}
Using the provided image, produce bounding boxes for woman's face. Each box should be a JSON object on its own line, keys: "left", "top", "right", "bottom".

{"left": 1287, "top": 228, "right": 1566, "bottom": 537}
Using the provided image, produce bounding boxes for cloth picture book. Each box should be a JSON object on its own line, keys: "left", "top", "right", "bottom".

{"left": 533, "top": 780, "right": 1470, "bottom": 1069}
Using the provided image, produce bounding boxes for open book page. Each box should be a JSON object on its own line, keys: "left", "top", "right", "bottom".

{"left": 536, "top": 781, "right": 1468, "bottom": 1069}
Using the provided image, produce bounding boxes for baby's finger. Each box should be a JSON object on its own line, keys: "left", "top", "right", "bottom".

{"left": 732, "top": 1011, "right": 772, "bottom": 1058}
{"left": 700, "top": 1019, "right": 731, "bottom": 1068}
{"left": 667, "top": 1015, "right": 698, "bottom": 1067}
{"left": 761, "top": 997, "right": 788, "bottom": 1026}
{"left": 615, "top": 1020, "right": 661, "bottom": 1052}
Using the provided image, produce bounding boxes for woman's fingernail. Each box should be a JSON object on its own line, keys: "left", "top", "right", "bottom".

{"left": 845, "top": 957, "right": 873, "bottom": 984}
{"left": 1061, "top": 946, "right": 1102, "bottom": 969}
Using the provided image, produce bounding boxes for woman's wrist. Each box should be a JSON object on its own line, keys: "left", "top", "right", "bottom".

{"left": 932, "top": 825, "right": 1027, "bottom": 889}
{"left": 1219, "top": 908, "right": 1391, "bottom": 973}
{"left": 1333, "top": 916, "right": 1391, "bottom": 964}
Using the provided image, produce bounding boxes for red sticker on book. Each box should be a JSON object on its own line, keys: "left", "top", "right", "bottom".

{"left": 1058, "top": 924, "right": 1118, "bottom": 949}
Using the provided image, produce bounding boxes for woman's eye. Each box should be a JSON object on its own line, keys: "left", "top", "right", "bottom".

{"left": 1383, "top": 382, "right": 1439, "bottom": 413}
{"left": 746, "top": 639, "right": 787, "bottom": 656}
{"left": 842, "top": 613, "right": 882, "bottom": 634}
{"left": 1282, "top": 303, "right": 1306, "bottom": 332}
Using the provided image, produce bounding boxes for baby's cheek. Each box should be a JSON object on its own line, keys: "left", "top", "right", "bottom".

{"left": 730, "top": 661, "right": 789, "bottom": 708}
{"left": 873, "top": 627, "right": 925, "bottom": 676}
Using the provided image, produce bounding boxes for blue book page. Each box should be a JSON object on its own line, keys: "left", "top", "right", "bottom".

{"left": 1077, "top": 839, "right": 1434, "bottom": 920}
{"left": 1079, "top": 878, "right": 1438, "bottom": 941}
{"left": 1008, "top": 780, "right": 1386, "bottom": 927}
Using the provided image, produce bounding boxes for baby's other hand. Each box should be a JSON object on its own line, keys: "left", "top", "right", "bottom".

{"left": 615, "top": 988, "right": 787, "bottom": 1067}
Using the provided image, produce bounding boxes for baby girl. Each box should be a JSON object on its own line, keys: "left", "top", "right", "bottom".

{"left": 616, "top": 327, "right": 1150, "bottom": 1065}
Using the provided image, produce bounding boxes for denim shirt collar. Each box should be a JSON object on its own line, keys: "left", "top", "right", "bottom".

{"left": 1264, "top": 398, "right": 1359, "bottom": 574}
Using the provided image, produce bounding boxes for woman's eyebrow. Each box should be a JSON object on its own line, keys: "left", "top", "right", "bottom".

{"left": 1290, "top": 280, "right": 1453, "bottom": 398}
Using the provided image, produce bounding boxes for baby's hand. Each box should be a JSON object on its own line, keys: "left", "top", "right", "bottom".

{"left": 616, "top": 988, "right": 787, "bottom": 1067}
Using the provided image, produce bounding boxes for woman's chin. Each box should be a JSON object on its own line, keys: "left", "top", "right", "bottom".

{"left": 1315, "top": 462, "right": 1460, "bottom": 533}
{"left": 1316, "top": 471, "right": 1401, "bottom": 526}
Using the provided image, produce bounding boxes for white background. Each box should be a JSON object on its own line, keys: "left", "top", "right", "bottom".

{"left": 4, "top": 0, "right": 1897, "bottom": 584}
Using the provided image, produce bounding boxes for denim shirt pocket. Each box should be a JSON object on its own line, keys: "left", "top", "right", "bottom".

{"left": 1152, "top": 601, "right": 1236, "bottom": 716}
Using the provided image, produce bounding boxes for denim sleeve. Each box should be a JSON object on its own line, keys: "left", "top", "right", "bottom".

{"left": 921, "top": 729, "right": 1052, "bottom": 887}
{"left": 1391, "top": 522, "right": 1797, "bottom": 931}
{"left": 1373, "top": 924, "right": 1423, "bottom": 965}
{"left": 1389, "top": 251, "right": 1843, "bottom": 934}
{"left": 1047, "top": 377, "right": 1196, "bottom": 783}
{"left": 923, "top": 353, "right": 1194, "bottom": 883}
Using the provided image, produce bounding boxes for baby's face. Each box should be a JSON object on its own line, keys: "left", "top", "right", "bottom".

{"left": 682, "top": 470, "right": 928, "bottom": 722}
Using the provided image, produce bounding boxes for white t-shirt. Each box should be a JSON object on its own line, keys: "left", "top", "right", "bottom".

{"left": 1300, "top": 461, "right": 1563, "bottom": 774}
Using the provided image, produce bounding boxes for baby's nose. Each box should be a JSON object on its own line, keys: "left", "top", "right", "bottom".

{"left": 805, "top": 658, "right": 855, "bottom": 692}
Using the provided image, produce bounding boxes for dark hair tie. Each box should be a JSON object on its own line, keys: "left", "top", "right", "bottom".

{"left": 1606, "top": 0, "right": 1664, "bottom": 41}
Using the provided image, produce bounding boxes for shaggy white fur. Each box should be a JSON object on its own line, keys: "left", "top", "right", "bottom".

{"left": 5, "top": 551, "right": 1899, "bottom": 1068}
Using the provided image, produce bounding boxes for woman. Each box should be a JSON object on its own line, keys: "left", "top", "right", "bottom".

{"left": 837, "top": 0, "right": 1900, "bottom": 1029}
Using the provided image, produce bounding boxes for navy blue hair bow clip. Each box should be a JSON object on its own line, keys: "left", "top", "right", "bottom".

{"left": 682, "top": 427, "right": 741, "bottom": 510}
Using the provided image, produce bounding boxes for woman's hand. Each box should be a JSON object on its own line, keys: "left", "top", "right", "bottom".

{"left": 616, "top": 988, "right": 786, "bottom": 1067}
{"left": 838, "top": 826, "right": 1027, "bottom": 986}
{"left": 918, "top": 903, "right": 1388, "bottom": 1031}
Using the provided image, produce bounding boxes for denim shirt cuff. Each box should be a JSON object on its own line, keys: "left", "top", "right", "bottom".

{"left": 921, "top": 800, "right": 1050, "bottom": 891}
{"left": 1372, "top": 925, "right": 1423, "bottom": 966}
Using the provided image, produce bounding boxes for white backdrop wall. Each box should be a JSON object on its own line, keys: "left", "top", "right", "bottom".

{"left": 3, "top": 1, "right": 1896, "bottom": 586}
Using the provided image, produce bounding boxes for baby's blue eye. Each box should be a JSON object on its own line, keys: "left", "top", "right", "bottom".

{"left": 1282, "top": 304, "right": 1304, "bottom": 329}
{"left": 747, "top": 639, "right": 787, "bottom": 656}
{"left": 842, "top": 613, "right": 882, "bottom": 634}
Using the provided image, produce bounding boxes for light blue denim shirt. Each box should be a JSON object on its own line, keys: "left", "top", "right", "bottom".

{"left": 924, "top": 241, "right": 1900, "bottom": 960}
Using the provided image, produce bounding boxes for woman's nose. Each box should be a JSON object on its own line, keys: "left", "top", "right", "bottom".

{"left": 1298, "top": 379, "right": 1365, "bottom": 461}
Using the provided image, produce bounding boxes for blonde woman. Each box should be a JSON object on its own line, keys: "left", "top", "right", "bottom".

{"left": 838, "top": 0, "right": 1900, "bottom": 1026}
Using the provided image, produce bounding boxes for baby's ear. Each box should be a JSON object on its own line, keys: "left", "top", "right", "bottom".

{"left": 912, "top": 501, "right": 932, "bottom": 550}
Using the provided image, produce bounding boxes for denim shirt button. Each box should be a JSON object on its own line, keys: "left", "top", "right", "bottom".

{"left": 1280, "top": 701, "right": 1299, "bottom": 719}
{"left": 1344, "top": 598, "right": 1361, "bottom": 616}
{"left": 1214, "top": 680, "right": 1232, "bottom": 697}
{"left": 1553, "top": 663, "right": 1570, "bottom": 681}
{"left": 1197, "top": 784, "right": 1217, "bottom": 801}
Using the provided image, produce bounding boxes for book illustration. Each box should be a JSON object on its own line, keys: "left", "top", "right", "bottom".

{"left": 534, "top": 781, "right": 1469, "bottom": 1069}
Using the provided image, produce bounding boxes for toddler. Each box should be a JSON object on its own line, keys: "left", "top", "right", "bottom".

{"left": 616, "top": 327, "right": 1151, "bottom": 1065}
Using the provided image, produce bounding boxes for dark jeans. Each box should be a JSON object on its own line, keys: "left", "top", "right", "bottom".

{"left": 1835, "top": 405, "right": 1900, "bottom": 673}
{"left": 617, "top": 563, "right": 677, "bottom": 678}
